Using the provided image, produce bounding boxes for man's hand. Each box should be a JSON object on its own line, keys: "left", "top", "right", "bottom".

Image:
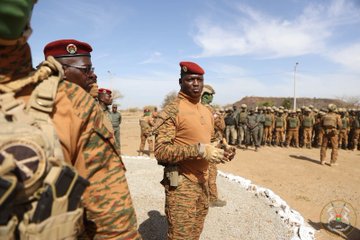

{"left": 222, "top": 143, "right": 236, "bottom": 161}
{"left": 198, "top": 143, "right": 227, "bottom": 164}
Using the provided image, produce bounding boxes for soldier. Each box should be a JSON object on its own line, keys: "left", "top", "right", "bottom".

{"left": 274, "top": 110, "right": 287, "bottom": 147}
{"left": 200, "top": 84, "right": 227, "bottom": 207}
{"left": 153, "top": 61, "right": 235, "bottom": 240}
{"left": 285, "top": 110, "right": 300, "bottom": 147}
{"left": 245, "top": 108, "right": 260, "bottom": 151}
{"left": 138, "top": 108, "right": 154, "bottom": 156}
{"left": 0, "top": 3, "right": 140, "bottom": 239}
{"left": 302, "top": 108, "right": 315, "bottom": 149}
{"left": 320, "top": 104, "right": 342, "bottom": 166}
{"left": 338, "top": 108, "right": 349, "bottom": 149}
{"left": 263, "top": 107, "right": 274, "bottom": 146}
{"left": 237, "top": 104, "right": 248, "bottom": 148}
{"left": 152, "top": 106, "right": 159, "bottom": 119}
{"left": 224, "top": 108, "right": 238, "bottom": 145}
{"left": 98, "top": 88, "right": 113, "bottom": 115}
{"left": 110, "top": 103, "right": 122, "bottom": 148}
{"left": 257, "top": 107, "right": 266, "bottom": 145}
{"left": 350, "top": 109, "right": 360, "bottom": 151}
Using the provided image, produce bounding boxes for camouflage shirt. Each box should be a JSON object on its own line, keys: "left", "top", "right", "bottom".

{"left": 154, "top": 91, "right": 214, "bottom": 183}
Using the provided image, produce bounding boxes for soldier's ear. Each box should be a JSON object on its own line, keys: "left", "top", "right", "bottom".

{"left": 178, "top": 78, "right": 182, "bottom": 86}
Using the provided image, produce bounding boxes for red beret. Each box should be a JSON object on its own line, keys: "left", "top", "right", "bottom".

{"left": 98, "top": 88, "right": 112, "bottom": 95}
{"left": 179, "top": 61, "right": 205, "bottom": 75}
{"left": 44, "top": 39, "right": 92, "bottom": 58}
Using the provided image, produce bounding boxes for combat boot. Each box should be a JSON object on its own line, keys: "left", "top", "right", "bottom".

{"left": 210, "top": 199, "right": 227, "bottom": 207}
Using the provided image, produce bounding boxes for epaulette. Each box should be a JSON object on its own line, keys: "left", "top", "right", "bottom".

{"left": 152, "top": 98, "right": 180, "bottom": 135}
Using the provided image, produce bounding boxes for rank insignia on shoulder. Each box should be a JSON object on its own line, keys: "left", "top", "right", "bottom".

{"left": 66, "top": 44, "right": 77, "bottom": 54}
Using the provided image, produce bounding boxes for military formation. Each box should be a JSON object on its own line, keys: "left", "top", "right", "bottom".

{"left": 222, "top": 104, "right": 360, "bottom": 165}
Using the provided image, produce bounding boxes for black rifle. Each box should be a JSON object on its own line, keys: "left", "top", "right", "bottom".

{"left": 0, "top": 176, "right": 17, "bottom": 225}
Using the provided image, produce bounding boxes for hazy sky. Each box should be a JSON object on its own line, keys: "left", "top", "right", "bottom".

{"left": 29, "top": 0, "right": 360, "bottom": 109}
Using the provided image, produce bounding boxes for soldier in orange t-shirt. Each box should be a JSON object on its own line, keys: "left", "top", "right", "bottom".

{"left": 154, "top": 61, "right": 235, "bottom": 240}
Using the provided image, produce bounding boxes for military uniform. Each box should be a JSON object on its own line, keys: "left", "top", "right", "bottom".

{"left": 154, "top": 62, "right": 216, "bottom": 240}
{"left": 302, "top": 110, "right": 315, "bottom": 148}
{"left": 237, "top": 106, "right": 248, "bottom": 147}
{"left": 139, "top": 110, "right": 154, "bottom": 156}
{"left": 110, "top": 107, "right": 122, "bottom": 148}
{"left": 224, "top": 109, "right": 238, "bottom": 145}
{"left": 43, "top": 40, "right": 140, "bottom": 239}
{"left": 285, "top": 113, "right": 300, "bottom": 147}
{"left": 338, "top": 114, "right": 349, "bottom": 149}
{"left": 274, "top": 111, "right": 286, "bottom": 147}
{"left": 263, "top": 109, "right": 274, "bottom": 146}
{"left": 245, "top": 110, "right": 260, "bottom": 150}
{"left": 320, "top": 105, "right": 342, "bottom": 166}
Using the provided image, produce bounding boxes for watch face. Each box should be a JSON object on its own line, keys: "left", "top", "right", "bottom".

{"left": 0, "top": 139, "right": 46, "bottom": 191}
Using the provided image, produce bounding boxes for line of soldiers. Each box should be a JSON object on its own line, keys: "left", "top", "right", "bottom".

{"left": 222, "top": 104, "right": 360, "bottom": 151}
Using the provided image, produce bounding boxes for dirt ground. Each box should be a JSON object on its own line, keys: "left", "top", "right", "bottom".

{"left": 120, "top": 112, "right": 360, "bottom": 240}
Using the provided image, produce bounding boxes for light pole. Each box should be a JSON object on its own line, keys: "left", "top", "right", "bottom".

{"left": 293, "top": 62, "right": 299, "bottom": 111}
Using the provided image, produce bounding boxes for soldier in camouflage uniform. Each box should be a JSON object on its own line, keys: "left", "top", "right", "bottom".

{"left": 138, "top": 108, "right": 154, "bottom": 156}
{"left": 0, "top": 4, "right": 140, "bottom": 239}
{"left": 320, "top": 104, "right": 342, "bottom": 166}
{"left": 302, "top": 108, "right": 315, "bottom": 149}
{"left": 274, "top": 110, "right": 287, "bottom": 147}
{"left": 257, "top": 107, "right": 266, "bottom": 145}
{"left": 201, "top": 84, "right": 227, "bottom": 207}
{"left": 153, "top": 61, "right": 235, "bottom": 240}
{"left": 110, "top": 103, "right": 122, "bottom": 149}
{"left": 285, "top": 110, "right": 300, "bottom": 147}
{"left": 350, "top": 109, "right": 360, "bottom": 150}
{"left": 263, "top": 107, "right": 274, "bottom": 146}
{"left": 338, "top": 108, "right": 350, "bottom": 149}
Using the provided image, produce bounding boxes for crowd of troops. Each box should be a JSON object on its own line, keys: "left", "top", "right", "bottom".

{"left": 222, "top": 104, "right": 360, "bottom": 152}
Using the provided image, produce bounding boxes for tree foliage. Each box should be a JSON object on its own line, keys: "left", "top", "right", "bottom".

{"left": 161, "top": 91, "right": 177, "bottom": 109}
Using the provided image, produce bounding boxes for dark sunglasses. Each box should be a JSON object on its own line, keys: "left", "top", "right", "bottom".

{"left": 62, "top": 64, "right": 94, "bottom": 74}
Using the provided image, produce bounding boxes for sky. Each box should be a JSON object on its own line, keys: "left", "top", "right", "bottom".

{"left": 29, "top": 0, "right": 360, "bottom": 109}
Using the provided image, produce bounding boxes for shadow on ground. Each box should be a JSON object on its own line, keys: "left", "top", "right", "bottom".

{"left": 289, "top": 154, "right": 321, "bottom": 165}
{"left": 308, "top": 219, "right": 360, "bottom": 240}
{"left": 139, "top": 210, "right": 167, "bottom": 240}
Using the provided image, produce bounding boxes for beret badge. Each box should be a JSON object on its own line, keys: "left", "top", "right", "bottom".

{"left": 182, "top": 66, "right": 187, "bottom": 72}
{"left": 66, "top": 44, "right": 77, "bottom": 54}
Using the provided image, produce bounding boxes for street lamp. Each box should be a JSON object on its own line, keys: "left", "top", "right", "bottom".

{"left": 293, "top": 62, "right": 299, "bottom": 111}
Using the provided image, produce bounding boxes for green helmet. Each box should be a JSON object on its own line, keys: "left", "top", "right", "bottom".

{"left": 202, "top": 84, "right": 215, "bottom": 95}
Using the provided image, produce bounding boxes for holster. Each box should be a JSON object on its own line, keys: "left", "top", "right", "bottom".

{"left": 164, "top": 165, "right": 179, "bottom": 187}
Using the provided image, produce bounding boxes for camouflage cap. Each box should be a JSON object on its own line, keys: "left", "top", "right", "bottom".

{"left": 328, "top": 103, "right": 337, "bottom": 112}
{"left": 241, "top": 104, "right": 247, "bottom": 108}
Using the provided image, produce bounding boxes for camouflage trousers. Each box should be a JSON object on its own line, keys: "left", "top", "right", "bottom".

{"left": 164, "top": 176, "right": 209, "bottom": 240}
{"left": 351, "top": 129, "right": 360, "bottom": 150}
{"left": 338, "top": 129, "right": 348, "bottom": 148}
{"left": 139, "top": 132, "right": 154, "bottom": 153}
{"left": 303, "top": 127, "right": 312, "bottom": 147}
{"left": 286, "top": 129, "right": 299, "bottom": 147}
{"left": 82, "top": 157, "right": 141, "bottom": 240}
{"left": 274, "top": 128, "right": 285, "bottom": 145}
{"left": 320, "top": 129, "right": 339, "bottom": 164}
{"left": 208, "top": 163, "right": 218, "bottom": 202}
{"left": 263, "top": 126, "right": 272, "bottom": 144}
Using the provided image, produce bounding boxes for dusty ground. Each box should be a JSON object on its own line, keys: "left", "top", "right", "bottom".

{"left": 120, "top": 112, "right": 360, "bottom": 240}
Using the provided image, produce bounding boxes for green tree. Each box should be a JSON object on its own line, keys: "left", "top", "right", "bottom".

{"left": 282, "top": 98, "right": 292, "bottom": 109}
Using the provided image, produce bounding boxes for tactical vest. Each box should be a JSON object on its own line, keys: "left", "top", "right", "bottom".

{"left": 322, "top": 114, "right": 336, "bottom": 128}
{"left": 0, "top": 59, "right": 87, "bottom": 239}
{"left": 275, "top": 117, "right": 283, "bottom": 128}
{"left": 341, "top": 117, "right": 348, "bottom": 129}
{"left": 264, "top": 115, "right": 272, "bottom": 127}
{"left": 239, "top": 111, "right": 247, "bottom": 124}
{"left": 224, "top": 115, "right": 236, "bottom": 126}
{"left": 302, "top": 116, "right": 313, "bottom": 128}
{"left": 353, "top": 116, "right": 360, "bottom": 129}
{"left": 139, "top": 116, "right": 152, "bottom": 134}
{"left": 288, "top": 117, "right": 298, "bottom": 129}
